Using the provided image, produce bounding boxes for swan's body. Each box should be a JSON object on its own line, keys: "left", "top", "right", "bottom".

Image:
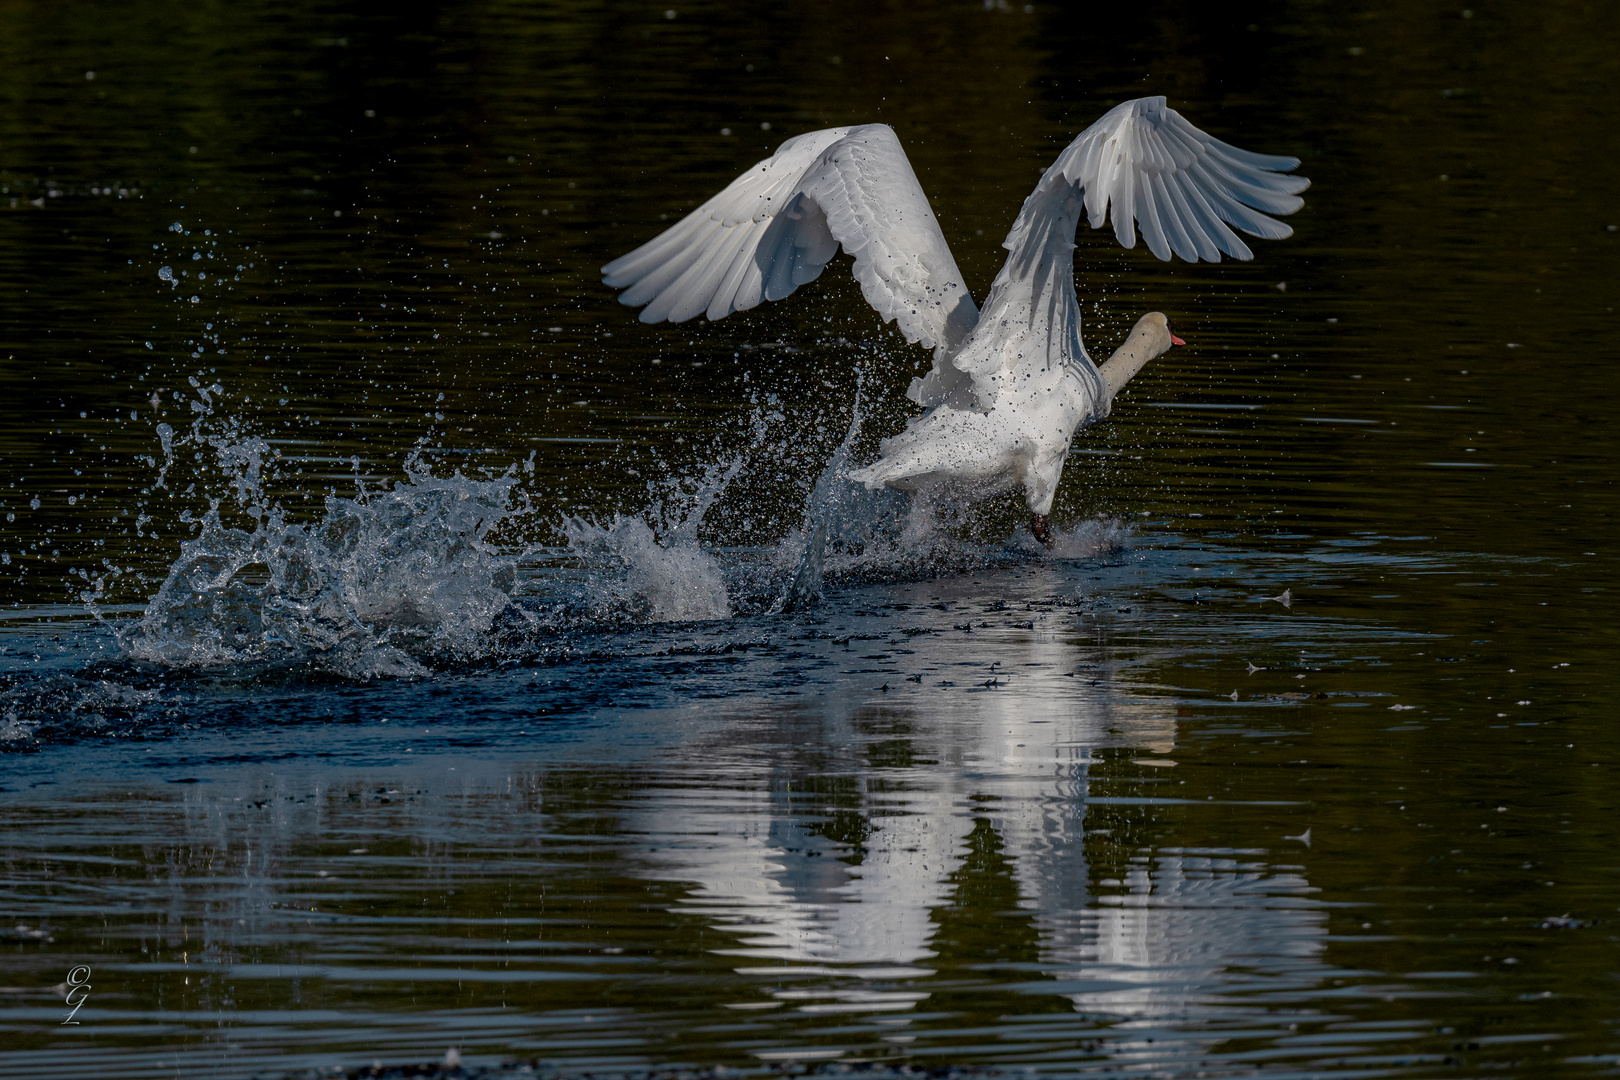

{"left": 602, "top": 97, "right": 1307, "bottom": 536}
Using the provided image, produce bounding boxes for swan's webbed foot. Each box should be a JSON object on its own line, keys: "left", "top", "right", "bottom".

{"left": 1030, "top": 513, "right": 1055, "bottom": 549}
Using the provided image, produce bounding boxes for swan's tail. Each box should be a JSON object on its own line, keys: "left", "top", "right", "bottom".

{"left": 848, "top": 407, "right": 1009, "bottom": 492}
{"left": 849, "top": 405, "right": 1072, "bottom": 514}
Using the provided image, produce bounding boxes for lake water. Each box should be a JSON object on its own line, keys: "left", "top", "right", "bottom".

{"left": 1, "top": 2, "right": 1616, "bottom": 1077}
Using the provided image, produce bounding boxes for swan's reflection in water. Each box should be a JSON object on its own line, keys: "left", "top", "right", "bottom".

{"left": 629, "top": 630, "right": 1329, "bottom": 1055}
{"left": 1, "top": 587, "right": 1354, "bottom": 1073}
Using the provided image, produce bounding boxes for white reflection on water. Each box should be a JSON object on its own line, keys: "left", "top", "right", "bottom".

{"left": 645, "top": 781, "right": 967, "bottom": 970}
{"left": 631, "top": 641, "right": 1225, "bottom": 981}
{"left": 633, "top": 764, "right": 1330, "bottom": 1068}
{"left": 619, "top": 609, "right": 1331, "bottom": 1047}
{"left": 1075, "top": 853, "right": 1326, "bottom": 1016}
{"left": 0, "top": 546, "right": 1396, "bottom": 1074}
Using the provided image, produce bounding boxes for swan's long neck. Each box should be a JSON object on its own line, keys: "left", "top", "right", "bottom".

{"left": 1098, "top": 316, "right": 1169, "bottom": 400}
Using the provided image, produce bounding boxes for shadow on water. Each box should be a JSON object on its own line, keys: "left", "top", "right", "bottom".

{"left": 1, "top": 0, "right": 1617, "bottom": 1077}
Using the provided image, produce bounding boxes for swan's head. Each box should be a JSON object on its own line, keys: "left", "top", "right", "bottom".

{"left": 1098, "top": 312, "right": 1186, "bottom": 401}
{"left": 1135, "top": 311, "right": 1186, "bottom": 359}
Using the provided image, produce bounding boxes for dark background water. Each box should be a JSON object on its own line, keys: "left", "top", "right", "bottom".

{"left": 1, "top": 1, "right": 1617, "bottom": 1077}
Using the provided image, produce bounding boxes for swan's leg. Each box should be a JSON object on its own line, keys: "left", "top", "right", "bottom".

{"left": 1030, "top": 513, "right": 1054, "bottom": 549}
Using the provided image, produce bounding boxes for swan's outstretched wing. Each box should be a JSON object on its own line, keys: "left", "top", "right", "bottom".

{"left": 936, "top": 98, "right": 1306, "bottom": 416}
{"left": 1007, "top": 95, "right": 1309, "bottom": 265}
{"left": 601, "top": 125, "right": 978, "bottom": 353}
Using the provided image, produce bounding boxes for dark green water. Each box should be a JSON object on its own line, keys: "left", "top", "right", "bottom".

{"left": 1, "top": 1, "right": 1616, "bottom": 1077}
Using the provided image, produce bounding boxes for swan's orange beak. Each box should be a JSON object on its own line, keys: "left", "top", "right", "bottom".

{"left": 1170, "top": 333, "right": 1186, "bottom": 346}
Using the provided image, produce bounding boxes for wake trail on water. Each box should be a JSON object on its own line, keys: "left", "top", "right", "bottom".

{"left": 35, "top": 371, "right": 1128, "bottom": 702}
{"left": 1, "top": 379, "right": 1126, "bottom": 743}
{"left": 2, "top": 223, "right": 1129, "bottom": 748}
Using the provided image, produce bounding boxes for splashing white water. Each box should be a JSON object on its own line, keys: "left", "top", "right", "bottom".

{"left": 119, "top": 399, "right": 760, "bottom": 673}
{"left": 123, "top": 455, "right": 529, "bottom": 677}
{"left": 553, "top": 424, "right": 776, "bottom": 623}
{"left": 775, "top": 372, "right": 869, "bottom": 612}
{"left": 1043, "top": 515, "right": 1133, "bottom": 559}
{"left": 110, "top": 365, "right": 1129, "bottom": 680}
{"left": 559, "top": 515, "right": 732, "bottom": 623}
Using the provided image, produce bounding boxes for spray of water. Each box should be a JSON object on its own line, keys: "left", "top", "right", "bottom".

{"left": 558, "top": 515, "right": 733, "bottom": 623}
{"left": 94, "top": 344, "right": 1129, "bottom": 683}
{"left": 122, "top": 451, "right": 530, "bottom": 677}
{"left": 551, "top": 405, "right": 788, "bottom": 625}
{"left": 774, "top": 370, "right": 868, "bottom": 612}
{"left": 0, "top": 675, "right": 160, "bottom": 745}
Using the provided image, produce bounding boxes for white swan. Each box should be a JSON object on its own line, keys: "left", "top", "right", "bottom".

{"left": 602, "top": 97, "right": 1307, "bottom": 545}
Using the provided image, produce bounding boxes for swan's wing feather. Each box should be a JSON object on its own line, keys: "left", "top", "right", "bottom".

{"left": 646, "top": 217, "right": 760, "bottom": 324}
{"left": 603, "top": 128, "right": 846, "bottom": 319}
{"left": 602, "top": 125, "right": 978, "bottom": 352}
{"left": 1030, "top": 95, "right": 1308, "bottom": 264}
{"left": 800, "top": 125, "right": 977, "bottom": 350}
{"left": 947, "top": 98, "right": 1303, "bottom": 420}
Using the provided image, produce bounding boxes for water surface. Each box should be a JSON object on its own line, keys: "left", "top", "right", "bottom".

{"left": 1, "top": 2, "right": 1616, "bottom": 1077}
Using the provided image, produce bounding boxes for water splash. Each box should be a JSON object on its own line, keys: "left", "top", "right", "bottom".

{"left": 0, "top": 674, "right": 160, "bottom": 745}
{"left": 122, "top": 453, "right": 530, "bottom": 678}
{"left": 776, "top": 373, "right": 868, "bottom": 612}
{"left": 558, "top": 515, "right": 732, "bottom": 623}
{"left": 1036, "top": 515, "right": 1134, "bottom": 559}
{"left": 108, "top": 365, "right": 1130, "bottom": 682}
{"left": 549, "top": 398, "right": 828, "bottom": 625}
{"left": 115, "top": 382, "right": 768, "bottom": 673}
{"left": 785, "top": 483, "right": 1132, "bottom": 589}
